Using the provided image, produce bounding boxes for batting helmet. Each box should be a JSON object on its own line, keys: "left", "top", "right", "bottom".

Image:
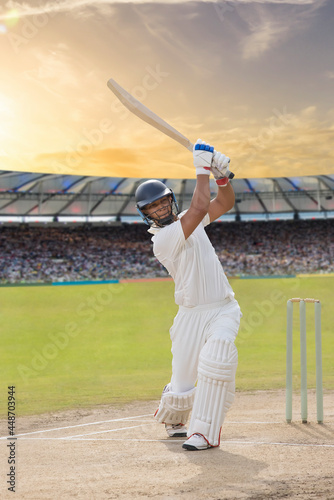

{"left": 135, "top": 179, "right": 179, "bottom": 226}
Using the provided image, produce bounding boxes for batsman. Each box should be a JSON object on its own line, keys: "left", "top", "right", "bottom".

{"left": 135, "top": 140, "right": 242, "bottom": 451}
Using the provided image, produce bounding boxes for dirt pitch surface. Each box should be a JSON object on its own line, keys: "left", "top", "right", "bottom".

{"left": 1, "top": 390, "right": 334, "bottom": 500}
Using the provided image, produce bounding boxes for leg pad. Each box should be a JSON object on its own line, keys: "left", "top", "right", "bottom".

{"left": 187, "top": 338, "right": 238, "bottom": 446}
{"left": 154, "top": 384, "right": 195, "bottom": 425}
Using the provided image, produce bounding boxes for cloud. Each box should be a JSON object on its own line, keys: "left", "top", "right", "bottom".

{"left": 325, "top": 71, "right": 334, "bottom": 80}
{"left": 229, "top": 0, "right": 326, "bottom": 3}
{"left": 0, "top": 0, "right": 328, "bottom": 21}
{"left": 236, "top": 0, "right": 328, "bottom": 59}
{"left": 241, "top": 18, "right": 288, "bottom": 59}
{"left": 0, "top": 0, "right": 201, "bottom": 21}
{"left": 232, "top": 105, "right": 334, "bottom": 177}
{"left": 0, "top": 0, "right": 328, "bottom": 71}
{"left": 1, "top": 0, "right": 332, "bottom": 180}
{"left": 22, "top": 44, "right": 79, "bottom": 94}
{"left": 5, "top": 104, "right": 333, "bottom": 179}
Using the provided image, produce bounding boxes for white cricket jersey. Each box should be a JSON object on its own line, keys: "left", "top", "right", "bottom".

{"left": 148, "top": 211, "right": 234, "bottom": 307}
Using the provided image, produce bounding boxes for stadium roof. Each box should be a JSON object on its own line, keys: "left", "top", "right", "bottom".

{"left": 0, "top": 170, "right": 334, "bottom": 223}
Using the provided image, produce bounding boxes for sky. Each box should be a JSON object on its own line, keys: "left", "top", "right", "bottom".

{"left": 0, "top": 0, "right": 333, "bottom": 179}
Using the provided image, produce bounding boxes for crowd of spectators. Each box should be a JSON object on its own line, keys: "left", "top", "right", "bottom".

{"left": 206, "top": 219, "right": 333, "bottom": 276}
{"left": 0, "top": 219, "right": 333, "bottom": 283}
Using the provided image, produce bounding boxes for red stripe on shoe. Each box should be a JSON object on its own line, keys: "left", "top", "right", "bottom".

{"left": 186, "top": 433, "right": 219, "bottom": 448}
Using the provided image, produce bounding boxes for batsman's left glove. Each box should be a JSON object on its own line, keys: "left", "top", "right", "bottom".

{"left": 193, "top": 139, "right": 214, "bottom": 176}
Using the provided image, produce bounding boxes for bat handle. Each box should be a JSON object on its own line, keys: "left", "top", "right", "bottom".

{"left": 188, "top": 142, "right": 235, "bottom": 179}
{"left": 213, "top": 149, "right": 234, "bottom": 179}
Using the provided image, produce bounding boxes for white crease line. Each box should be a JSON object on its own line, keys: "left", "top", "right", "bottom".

{"left": 223, "top": 440, "right": 334, "bottom": 448}
{"left": 63, "top": 423, "right": 148, "bottom": 439}
{"left": 1, "top": 415, "right": 331, "bottom": 441}
{"left": 0, "top": 414, "right": 153, "bottom": 440}
{"left": 17, "top": 437, "right": 183, "bottom": 443}
{"left": 227, "top": 421, "right": 334, "bottom": 425}
{"left": 14, "top": 437, "right": 334, "bottom": 448}
{"left": 226, "top": 421, "right": 282, "bottom": 424}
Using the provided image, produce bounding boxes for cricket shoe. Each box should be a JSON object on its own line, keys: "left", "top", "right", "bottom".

{"left": 182, "top": 433, "right": 214, "bottom": 451}
{"left": 165, "top": 423, "right": 187, "bottom": 438}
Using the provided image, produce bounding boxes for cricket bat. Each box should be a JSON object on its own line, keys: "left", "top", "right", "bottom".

{"left": 107, "top": 78, "right": 234, "bottom": 179}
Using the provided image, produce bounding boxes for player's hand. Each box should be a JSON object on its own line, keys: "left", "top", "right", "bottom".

{"left": 211, "top": 151, "right": 231, "bottom": 187}
{"left": 193, "top": 139, "right": 214, "bottom": 176}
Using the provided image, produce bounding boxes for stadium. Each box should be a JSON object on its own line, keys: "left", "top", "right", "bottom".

{"left": 1, "top": 171, "right": 333, "bottom": 283}
{"left": 1, "top": 0, "right": 334, "bottom": 497}
{"left": 1, "top": 170, "right": 333, "bottom": 499}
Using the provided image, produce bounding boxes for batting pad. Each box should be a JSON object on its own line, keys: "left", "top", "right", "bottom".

{"left": 154, "top": 384, "right": 196, "bottom": 425}
{"left": 187, "top": 338, "right": 238, "bottom": 446}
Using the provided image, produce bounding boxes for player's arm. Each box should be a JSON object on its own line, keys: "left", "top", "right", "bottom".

{"left": 208, "top": 182, "right": 235, "bottom": 223}
{"left": 180, "top": 140, "right": 213, "bottom": 240}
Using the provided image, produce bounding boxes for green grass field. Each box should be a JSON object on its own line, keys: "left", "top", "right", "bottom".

{"left": 1, "top": 276, "right": 333, "bottom": 417}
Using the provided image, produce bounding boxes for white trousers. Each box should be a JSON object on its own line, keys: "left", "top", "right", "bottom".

{"left": 169, "top": 298, "right": 241, "bottom": 394}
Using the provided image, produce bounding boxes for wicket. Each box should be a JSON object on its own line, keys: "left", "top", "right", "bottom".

{"left": 286, "top": 298, "right": 323, "bottom": 424}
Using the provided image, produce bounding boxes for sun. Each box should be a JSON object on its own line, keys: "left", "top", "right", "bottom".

{"left": 0, "top": 92, "right": 14, "bottom": 114}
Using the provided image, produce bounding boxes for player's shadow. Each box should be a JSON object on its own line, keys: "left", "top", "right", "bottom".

{"left": 161, "top": 438, "right": 268, "bottom": 499}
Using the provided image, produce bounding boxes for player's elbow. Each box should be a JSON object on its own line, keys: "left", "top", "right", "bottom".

{"left": 226, "top": 196, "right": 235, "bottom": 212}
{"left": 195, "top": 198, "right": 210, "bottom": 216}
{"left": 224, "top": 188, "right": 235, "bottom": 212}
{"left": 218, "top": 195, "right": 235, "bottom": 217}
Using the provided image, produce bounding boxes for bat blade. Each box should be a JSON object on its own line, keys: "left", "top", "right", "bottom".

{"left": 107, "top": 78, "right": 193, "bottom": 152}
{"left": 107, "top": 78, "right": 234, "bottom": 179}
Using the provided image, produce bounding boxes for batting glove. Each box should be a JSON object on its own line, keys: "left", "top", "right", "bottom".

{"left": 193, "top": 139, "right": 214, "bottom": 176}
{"left": 211, "top": 151, "right": 231, "bottom": 187}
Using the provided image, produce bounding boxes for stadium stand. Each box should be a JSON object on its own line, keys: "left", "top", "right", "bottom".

{"left": 0, "top": 219, "right": 333, "bottom": 283}
{"left": 1, "top": 171, "right": 333, "bottom": 283}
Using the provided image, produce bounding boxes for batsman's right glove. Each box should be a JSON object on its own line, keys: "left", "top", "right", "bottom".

{"left": 211, "top": 151, "right": 231, "bottom": 187}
